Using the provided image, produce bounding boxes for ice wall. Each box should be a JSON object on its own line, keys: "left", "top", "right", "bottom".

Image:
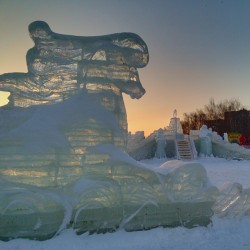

{"left": 212, "top": 137, "right": 250, "bottom": 160}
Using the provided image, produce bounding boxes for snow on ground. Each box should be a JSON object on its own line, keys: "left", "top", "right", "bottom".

{"left": 1, "top": 157, "right": 250, "bottom": 250}
{"left": 200, "top": 157, "right": 250, "bottom": 189}
{"left": 142, "top": 157, "right": 250, "bottom": 189}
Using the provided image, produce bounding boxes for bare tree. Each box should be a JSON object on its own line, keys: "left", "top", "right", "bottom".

{"left": 181, "top": 98, "right": 244, "bottom": 134}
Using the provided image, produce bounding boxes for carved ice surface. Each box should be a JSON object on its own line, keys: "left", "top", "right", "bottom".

{"left": 155, "top": 129, "right": 166, "bottom": 158}
{"left": 0, "top": 21, "right": 219, "bottom": 240}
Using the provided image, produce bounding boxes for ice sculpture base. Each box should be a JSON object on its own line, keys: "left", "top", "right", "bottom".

{"left": 0, "top": 157, "right": 217, "bottom": 241}
{"left": 73, "top": 202, "right": 213, "bottom": 235}
{"left": 0, "top": 201, "right": 213, "bottom": 241}
{"left": 0, "top": 209, "right": 64, "bottom": 241}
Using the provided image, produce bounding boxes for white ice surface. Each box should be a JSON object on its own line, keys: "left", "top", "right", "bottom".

{"left": 1, "top": 157, "right": 250, "bottom": 250}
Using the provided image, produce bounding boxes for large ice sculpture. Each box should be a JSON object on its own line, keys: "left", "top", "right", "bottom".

{"left": 0, "top": 21, "right": 218, "bottom": 240}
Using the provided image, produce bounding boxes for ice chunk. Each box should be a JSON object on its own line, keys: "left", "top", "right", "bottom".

{"left": 213, "top": 183, "right": 250, "bottom": 217}
{"left": 156, "top": 160, "right": 218, "bottom": 202}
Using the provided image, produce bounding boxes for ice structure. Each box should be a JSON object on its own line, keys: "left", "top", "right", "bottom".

{"left": 189, "top": 127, "right": 250, "bottom": 217}
{"left": 199, "top": 125, "right": 213, "bottom": 157}
{"left": 0, "top": 21, "right": 218, "bottom": 240}
{"left": 189, "top": 125, "right": 250, "bottom": 160}
{"left": 166, "top": 109, "right": 183, "bottom": 135}
{"left": 127, "top": 131, "right": 157, "bottom": 160}
{"left": 155, "top": 128, "right": 167, "bottom": 158}
{"left": 213, "top": 182, "right": 250, "bottom": 217}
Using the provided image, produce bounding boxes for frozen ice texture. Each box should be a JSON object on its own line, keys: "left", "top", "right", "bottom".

{"left": 199, "top": 125, "right": 212, "bottom": 156}
{"left": 212, "top": 134, "right": 250, "bottom": 160}
{"left": 213, "top": 183, "right": 250, "bottom": 217}
{"left": 155, "top": 129, "right": 166, "bottom": 158}
{"left": 0, "top": 21, "right": 218, "bottom": 240}
{"left": 166, "top": 112, "right": 183, "bottom": 135}
{"left": 127, "top": 132, "right": 157, "bottom": 160}
{"left": 0, "top": 21, "right": 148, "bottom": 149}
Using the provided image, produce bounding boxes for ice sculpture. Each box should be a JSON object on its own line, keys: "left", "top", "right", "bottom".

{"left": 213, "top": 183, "right": 250, "bottom": 217}
{"left": 199, "top": 125, "right": 212, "bottom": 156}
{"left": 211, "top": 133, "right": 250, "bottom": 160}
{"left": 0, "top": 21, "right": 218, "bottom": 240}
{"left": 166, "top": 110, "right": 183, "bottom": 135}
{"left": 191, "top": 126, "right": 250, "bottom": 160}
{"left": 155, "top": 129, "right": 166, "bottom": 158}
{"left": 127, "top": 132, "right": 157, "bottom": 160}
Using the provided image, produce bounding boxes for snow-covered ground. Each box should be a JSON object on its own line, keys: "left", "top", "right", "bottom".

{"left": 1, "top": 157, "right": 250, "bottom": 250}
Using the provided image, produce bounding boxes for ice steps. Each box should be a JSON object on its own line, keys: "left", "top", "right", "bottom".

{"left": 176, "top": 139, "right": 193, "bottom": 160}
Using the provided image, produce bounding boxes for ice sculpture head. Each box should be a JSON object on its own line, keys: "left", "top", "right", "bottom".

{"left": 26, "top": 20, "right": 148, "bottom": 100}
{"left": 28, "top": 20, "right": 52, "bottom": 40}
{"left": 0, "top": 20, "right": 149, "bottom": 106}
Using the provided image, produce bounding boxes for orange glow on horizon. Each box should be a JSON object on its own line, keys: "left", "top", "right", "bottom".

{"left": 0, "top": 91, "right": 10, "bottom": 107}
{"left": 126, "top": 112, "right": 170, "bottom": 137}
{"left": 0, "top": 90, "right": 170, "bottom": 137}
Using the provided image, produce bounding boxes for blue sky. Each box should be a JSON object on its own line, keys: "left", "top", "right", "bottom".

{"left": 1, "top": 0, "right": 250, "bottom": 135}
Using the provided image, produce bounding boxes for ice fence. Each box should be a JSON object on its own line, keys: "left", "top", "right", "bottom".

{"left": 0, "top": 21, "right": 225, "bottom": 240}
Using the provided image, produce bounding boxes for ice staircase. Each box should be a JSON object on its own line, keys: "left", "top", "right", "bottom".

{"left": 175, "top": 139, "right": 195, "bottom": 160}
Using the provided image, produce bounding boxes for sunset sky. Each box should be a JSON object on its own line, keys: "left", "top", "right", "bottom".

{"left": 1, "top": 0, "right": 250, "bottom": 136}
